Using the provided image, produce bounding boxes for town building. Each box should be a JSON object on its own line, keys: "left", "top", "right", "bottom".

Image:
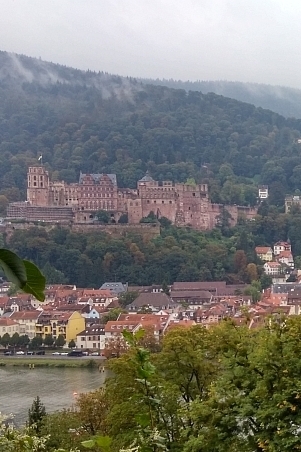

{"left": 263, "top": 262, "right": 282, "bottom": 276}
{"left": 285, "top": 195, "right": 301, "bottom": 213}
{"left": 35, "top": 310, "right": 85, "bottom": 342}
{"left": 10, "top": 311, "right": 41, "bottom": 339}
{"left": 274, "top": 241, "right": 292, "bottom": 256}
{"left": 76, "top": 324, "right": 105, "bottom": 350}
{"left": 127, "top": 292, "right": 177, "bottom": 312}
{"left": 6, "top": 166, "right": 258, "bottom": 231}
{"left": 275, "top": 251, "right": 294, "bottom": 269}
{"left": 258, "top": 185, "right": 269, "bottom": 199}
{"left": 0, "top": 318, "right": 20, "bottom": 335}
{"left": 255, "top": 246, "right": 273, "bottom": 262}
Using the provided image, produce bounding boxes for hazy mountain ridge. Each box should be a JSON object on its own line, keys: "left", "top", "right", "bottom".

{"left": 2, "top": 51, "right": 301, "bottom": 118}
{"left": 0, "top": 51, "right": 143, "bottom": 101}
{"left": 141, "top": 78, "right": 301, "bottom": 119}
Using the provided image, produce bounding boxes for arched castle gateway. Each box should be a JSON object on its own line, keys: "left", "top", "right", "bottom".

{"left": 7, "top": 166, "right": 257, "bottom": 228}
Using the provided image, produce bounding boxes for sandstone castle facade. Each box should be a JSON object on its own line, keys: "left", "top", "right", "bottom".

{"left": 7, "top": 166, "right": 257, "bottom": 229}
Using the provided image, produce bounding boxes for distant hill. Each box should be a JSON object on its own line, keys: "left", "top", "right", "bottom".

{"left": 141, "top": 78, "right": 301, "bottom": 119}
{"left": 1, "top": 50, "right": 301, "bottom": 210}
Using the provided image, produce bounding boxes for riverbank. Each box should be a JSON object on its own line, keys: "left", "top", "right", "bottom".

{"left": 0, "top": 357, "right": 103, "bottom": 368}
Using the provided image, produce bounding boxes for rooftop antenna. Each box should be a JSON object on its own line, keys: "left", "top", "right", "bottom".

{"left": 38, "top": 154, "right": 43, "bottom": 165}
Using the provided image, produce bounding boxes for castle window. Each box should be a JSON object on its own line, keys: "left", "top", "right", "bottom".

{"left": 33, "top": 182, "right": 37, "bottom": 187}
{"left": 169, "top": 201, "right": 172, "bottom": 204}
{"left": 193, "top": 193, "right": 195, "bottom": 196}
{"left": 147, "top": 200, "right": 150, "bottom": 204}
{"left": 189, "top": 207, "right": 191, "bottom": 210}
{"left": 162, "top": 200, "right": 164, "bottom": 204}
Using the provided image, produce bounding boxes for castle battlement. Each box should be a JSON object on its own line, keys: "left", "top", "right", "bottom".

{"left": 6, "top": 166, "right": 257, "bottom": 230}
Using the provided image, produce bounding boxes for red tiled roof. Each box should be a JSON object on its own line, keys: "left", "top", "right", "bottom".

{"left": 11, "top": 311, "right": 41, "bottom": 320}
{"left": 277, "top": 251, "right": 293, "bottom": 259}
{"left": 118, "top": 313, "right": 169, "bottom": 322}
{"left": 255, "top": 247, "right": 272, "bottom": 254}
{"left": 265, "top": 262, "right": 281, "bottom": 268}
{"left": 0, "top": 318, "right": 19, "bottom": 326}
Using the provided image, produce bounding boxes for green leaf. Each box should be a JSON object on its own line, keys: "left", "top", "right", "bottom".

{"left": 122, "top": 329, "right": 135, "bottom": 345}
{"left": 95, "top": 435, "right": 112, "bottom": 450}
{"left": 0, "top": 249, "right": 46, "bottom": 301}
{"left": 134, "top": 329, "right": 145, "bottom": 341}
{"left": 135, "top": 413, "right": 151, "bottom": 427}
{"left": 0, "top": 249, "right": 27, "bottom": 289}
{"left": 82, "top": 436, "right": 112, "bottom": 451}
{"left": 23, "top": 260, "right": 46, "bottom": 301}
{"left": 81, "top": 439, "right": 96, "bottom": 449}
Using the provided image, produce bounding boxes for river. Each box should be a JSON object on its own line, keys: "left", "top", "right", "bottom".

{"left": 0, "top": 367, "right": 107, "bottom": 426}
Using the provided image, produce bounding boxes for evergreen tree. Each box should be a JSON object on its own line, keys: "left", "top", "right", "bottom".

{"left": 28, "top": 396, "right": 46, "bottom": 435}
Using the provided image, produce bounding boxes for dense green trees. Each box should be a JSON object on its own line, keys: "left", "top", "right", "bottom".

{"left": 4, "top": 319, "right": 301, "bottom": 451}
{"left": 2, "top": 52, "right": 301, "bottom": 211}
{"left": 5, "top": 204, "right": 301, "bottom": 288}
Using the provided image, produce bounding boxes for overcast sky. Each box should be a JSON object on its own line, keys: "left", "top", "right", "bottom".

{"left": 1, "top": 0, "right": 301, "bottom": 88}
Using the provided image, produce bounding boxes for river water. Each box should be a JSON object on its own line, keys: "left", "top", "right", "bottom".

{"left": 0, "top": 367, "right": 107, "bottom": 426}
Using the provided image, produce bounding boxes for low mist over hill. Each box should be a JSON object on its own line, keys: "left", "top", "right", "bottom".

{"left": 141, "top": 78, "right": 301, "bottom": 119}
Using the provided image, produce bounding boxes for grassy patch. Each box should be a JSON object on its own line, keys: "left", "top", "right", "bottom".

{"left": 0, "top": 357, "right": 100, "bottom": 368}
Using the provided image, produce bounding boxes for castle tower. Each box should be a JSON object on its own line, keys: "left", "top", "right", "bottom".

{"left": 27, "top": 166, "right": 50, "bottom": 206}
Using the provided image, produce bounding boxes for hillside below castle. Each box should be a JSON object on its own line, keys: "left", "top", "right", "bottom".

{"left": 6, "top": 166, "right": 257, "bottom": 230}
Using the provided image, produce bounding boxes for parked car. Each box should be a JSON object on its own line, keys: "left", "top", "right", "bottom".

{"left": 4, "top": 351, "right": 13, "bottom": 356}
{"left": 27, "top": 351, "right": 35, "bottom": 355}
{"left": 91, "top": 351, "right": 99, "bottom": 356}
{"left": 16, "top": 351, "right": 25, "bottom": 355}
{"left": 68, "top": 350, "right": 83, "bottom": 357}
{"left": 52, "top": 352, "right": 60, "bottom": 355}
{"left": 60, "top": 352, "right": 68, "bottom": 355}
{"left": 36, "top": 350, "right": 45, "bottom": 355}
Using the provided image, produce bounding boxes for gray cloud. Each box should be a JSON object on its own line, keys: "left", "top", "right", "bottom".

{"left": 0, "top": 0, "right": 301, "bottom": 88}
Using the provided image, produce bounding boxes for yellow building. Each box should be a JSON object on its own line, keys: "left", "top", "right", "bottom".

{"left": 36, "top": 311, "right": 85, "bottom": 343}
{"left": 255, "top": 246, "right": 273, "bottom": 262}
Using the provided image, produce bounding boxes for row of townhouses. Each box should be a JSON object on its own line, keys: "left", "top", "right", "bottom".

{"left": 1, "top": 276, "right": 301, "bottom": 354}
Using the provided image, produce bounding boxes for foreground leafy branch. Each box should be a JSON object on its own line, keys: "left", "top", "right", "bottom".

{"left": 0, "top": 249, "right": 46, "bottom": 301}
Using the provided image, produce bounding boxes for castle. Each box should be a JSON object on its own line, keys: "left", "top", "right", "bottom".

{"left": 6, "top": 166, "right": 257, "bottom": 229}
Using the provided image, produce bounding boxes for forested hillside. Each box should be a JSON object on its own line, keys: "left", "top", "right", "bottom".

{"left": 3, "top": 203, "right": 301, "bottom": 287}
{"left": 1, "top": 51, "right": 301, "bottom": 212}
{"left": 142, "top": 78, "right": 301, "bottom": 119}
